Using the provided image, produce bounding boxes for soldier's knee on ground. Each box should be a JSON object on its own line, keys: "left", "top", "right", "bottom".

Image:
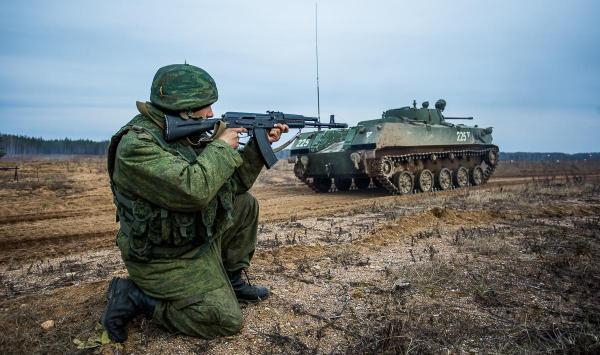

{"left": 153, "top": 279, "right": 244, "bottom": 339}
{"left": 187, "top": 302, "right": 242, "bottom": 338}
{"left": 156, "top": 301, "right": 243, "bottom": 339}
{"left": 219, "top": 306, "right": 244, "bottom": 335}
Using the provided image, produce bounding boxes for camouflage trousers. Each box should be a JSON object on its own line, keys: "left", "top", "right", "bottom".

{"left": 116, "top": 192, "right": 259, "bottom": 338}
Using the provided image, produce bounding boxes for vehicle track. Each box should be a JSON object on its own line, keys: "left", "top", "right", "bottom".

{"left": 0, "top": 207, "right": 114, "bottom": 225}
{"left": 0, "top": 230, "right": 115, "bottom": 264}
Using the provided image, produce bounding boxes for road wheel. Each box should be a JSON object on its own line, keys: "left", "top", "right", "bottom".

{"left": 416, "top": 169, "right": 434, "bottom": 192}
{"left": 453, "top": 166, "right": 469, "bottom": 188}
{"left": 381, "top": 158, "right": 394, "bottom": 177}
{"left": 334, "top": 177, "right": 352, "bottom": 191}
{"left": 436, "top": 168, "right": 452, "bottom": 190}
{"left": 293, "top": 161, "right": 305, "bottom": 178}
{"left": 313, "top": 177, "right": 331, "bottom": 192}
{"left": 470, "top": 166, "right": 484, "bottom": 186}
{"left": 354, "top": 177, "right": 371, "bottom": 189}
{"left": 393, "top": 171, "right": 413, "bottom": 195}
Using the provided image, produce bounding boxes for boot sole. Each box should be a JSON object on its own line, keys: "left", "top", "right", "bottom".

{"left": 100, "top": 277, "right": 123, "bottom": 341}
{"left": 101, "top": 278, "right": 120, "bottom": 323}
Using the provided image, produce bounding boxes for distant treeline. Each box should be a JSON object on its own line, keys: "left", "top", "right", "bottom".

{"left": 0, "top": 134, "right": 109, "bottom": 155}
{"left": 1, "top": 134, "right": 598, "bottom": 161}
{"left": 500, "top": 152, "right": 600, "bottom": 162}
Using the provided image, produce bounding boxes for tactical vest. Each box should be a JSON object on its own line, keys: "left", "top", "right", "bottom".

{"left": 107, "top": 114, "right": 235, "bottom": 261}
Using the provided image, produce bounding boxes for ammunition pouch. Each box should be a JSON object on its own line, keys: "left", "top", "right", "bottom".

{"left": 113, "top": 188, "right": 207, "bottom": 260}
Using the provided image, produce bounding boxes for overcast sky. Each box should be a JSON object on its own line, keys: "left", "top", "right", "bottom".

{"left": 1, "top": 0, "right": 599, "bottom": 152}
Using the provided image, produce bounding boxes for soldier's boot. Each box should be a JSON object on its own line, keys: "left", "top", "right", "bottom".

{"left": 101, "top": 277, "right": 156, "bottom": 343}
{"left": 229, "top": 270, "right": 269, "bottom": 303}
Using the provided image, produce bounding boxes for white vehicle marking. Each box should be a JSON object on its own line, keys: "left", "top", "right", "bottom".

{"left": 295, "top": 138, "right": 311, "bottom": 147}
{"left": 456, "top": 131, "right": 471, "bottom": 142}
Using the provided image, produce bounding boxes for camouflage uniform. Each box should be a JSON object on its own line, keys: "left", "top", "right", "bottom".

{"left": 106, "top": 65, "right": 265, "bottom": 338}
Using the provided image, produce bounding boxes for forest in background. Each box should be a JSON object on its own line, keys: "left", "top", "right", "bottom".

{"left": 0, "top": 133, "right": 598, "bottom": 161}
{"left": 0, "top": 134, "right": 108, "bottom": 156}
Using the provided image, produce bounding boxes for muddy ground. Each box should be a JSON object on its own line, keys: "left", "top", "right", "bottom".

{"left": 0, "top": 157, "right": 599, "bottom": 354}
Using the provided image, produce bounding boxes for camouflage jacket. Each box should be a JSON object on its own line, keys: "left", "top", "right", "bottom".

{"left": 107, "top": 102, "right": 264, "bottom": 260}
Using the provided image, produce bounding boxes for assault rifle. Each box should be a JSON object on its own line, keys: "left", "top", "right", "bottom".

{"left": 164, "top": 111, "right": 347, "bottom": 169}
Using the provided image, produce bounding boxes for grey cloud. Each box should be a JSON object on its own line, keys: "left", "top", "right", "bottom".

{"left": 0, "top": 0, "right": 598, "bottom": 152}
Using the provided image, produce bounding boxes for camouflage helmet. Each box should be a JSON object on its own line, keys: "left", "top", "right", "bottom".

{"left": 150, "top": 64, "right": 218, "bottom": 111}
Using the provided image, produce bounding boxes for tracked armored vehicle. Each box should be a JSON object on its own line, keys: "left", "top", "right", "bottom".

{"left": 289, "top": 99, "right": 499, "bottom": 194}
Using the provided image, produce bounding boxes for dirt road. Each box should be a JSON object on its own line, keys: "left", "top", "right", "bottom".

{"left": 0, "top": 159, "right": 599, "bottom": 353}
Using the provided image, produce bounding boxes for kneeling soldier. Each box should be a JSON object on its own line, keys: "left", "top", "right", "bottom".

{"left": 102, "top": 63, "right": 288, "bottom": 342}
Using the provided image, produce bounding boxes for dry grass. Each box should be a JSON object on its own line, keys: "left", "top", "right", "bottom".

{"left": 346, "top": 214, "right": 600, "bottom": 354}
{"left": 0, "top": 157, "right": 599, "bottom": 354}
{"left": 493, "top": 160, "right": 600, "bottom": 178}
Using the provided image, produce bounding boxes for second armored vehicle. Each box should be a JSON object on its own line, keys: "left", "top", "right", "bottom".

{"left": 289, "top": 99, "right": 499, "bottom": 194}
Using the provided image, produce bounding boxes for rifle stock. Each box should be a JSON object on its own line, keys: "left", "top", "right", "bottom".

{"left": 164, "top": 116, "right": 217, "bottom": 141}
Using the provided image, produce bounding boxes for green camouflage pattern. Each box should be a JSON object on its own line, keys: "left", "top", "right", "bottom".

{"left": 108, "top": 102, "right": 264, "bottom": 338}
{"left": 290, "top": 102, "right": 494, "bottom": 178}
{"left": 150, "top": 64, "right": 218, "bottom": 111}
{"left": 116, "top": 191, "right": 259, "bottom": 338}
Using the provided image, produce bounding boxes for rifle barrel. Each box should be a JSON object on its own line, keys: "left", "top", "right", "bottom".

{"left": 306, "top": 122, "right": 348, "bottom": 128}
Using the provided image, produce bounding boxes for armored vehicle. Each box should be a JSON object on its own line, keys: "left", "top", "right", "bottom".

{"left": 289, "top": 99, "right": 499, "bottom": 194}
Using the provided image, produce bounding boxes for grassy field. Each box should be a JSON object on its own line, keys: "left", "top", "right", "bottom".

{"left": 0, "top": 157, "right": 599, "bottom": 353}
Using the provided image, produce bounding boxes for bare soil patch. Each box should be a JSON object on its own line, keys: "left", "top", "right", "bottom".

{"left": 1, "top": 157, "right": 599, "bottom": 353}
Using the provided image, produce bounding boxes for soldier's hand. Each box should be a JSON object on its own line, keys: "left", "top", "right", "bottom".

{"left": 218, "top": 127, "right": 247, "bottom": 149}
{"left": 268, "top": 124, "right": 289, "bottom": 144}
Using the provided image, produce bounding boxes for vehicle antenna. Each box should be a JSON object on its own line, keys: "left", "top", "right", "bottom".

{"left": 315, "top": 1, "right": 321, "bottom": 129}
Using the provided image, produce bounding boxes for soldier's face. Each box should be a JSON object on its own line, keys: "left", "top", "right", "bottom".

{"left": 191, "top": 105, "right": 214, "bottom": 119}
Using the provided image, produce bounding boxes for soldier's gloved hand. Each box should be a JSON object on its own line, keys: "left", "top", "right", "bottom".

{"left": 218, "top": 127, "right": 247, "bottom": 149}
{"left": 268, "top": 124, "right": 289, "bottom": 144}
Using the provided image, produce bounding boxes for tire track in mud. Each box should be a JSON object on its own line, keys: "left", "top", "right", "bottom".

{"left": 0, "top": 207, "right": 114, "bottom": 225}
{"left": 257, "top": 202, "right": 600, "bottom": 266}
{"left": 259, "top": 208, "right": 496, "bottom": 265}
{"left": 256, "top": 175, "right": 600, "bottom": 223}
{"left": 0, "top": 230, "right": 116, "bottom": 265}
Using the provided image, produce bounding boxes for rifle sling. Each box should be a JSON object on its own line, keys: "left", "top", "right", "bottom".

{"left": 186, "top": 120, "right": 228, "bottom": 146}
{"left": 273, "top": 130, "right": 301, "bottom": 153}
